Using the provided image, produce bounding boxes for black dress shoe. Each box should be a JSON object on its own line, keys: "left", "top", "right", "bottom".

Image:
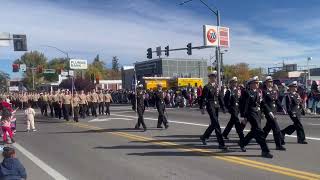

{"left": 261, "top": 152, "right": 273, "bottom": 158}
{"left": 238, "top": 141, "right": 246, "bottom": 152}
{"left": 298, "top": 141, "right": 308, "bottom": 144}
{"left": 218, "top": 145, "right": 228, "bottom": 150}
{"left": 143, "top": 128, "right": 147, "bottom": 132}
{"left": 222, "top": 135, "right": 229, "bottom": 140}
{"left": 200, "top": 136, "right": 207, "bottom": 145}
{"left": 276, "top": 146, "right": 286, "bottom": 151}
{"left": 157, "top": 126, "right": 163, "bottom": 128}
{"left": 165, "top": 124, "right": 169, "bottom": 129}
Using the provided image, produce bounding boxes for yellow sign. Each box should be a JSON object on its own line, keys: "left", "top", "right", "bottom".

{"left": 177, "top": 78, "right": 203, "bottom": 87}
{"left": 145, "top": 80, "right": 168, "bottom": 90}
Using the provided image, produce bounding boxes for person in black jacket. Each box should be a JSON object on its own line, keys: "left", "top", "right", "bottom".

{"left": 222, "top": 77, "right": 246, "bottom": 152}
{"left": 262, "top": 76, "right": 286, "bottom": 150}
{"left": 199, "top": 71, "right": 227, "bottom": 150}
{"left": 154, "top": 84, "right": 169, "bottom": 129}
{"left": 0, "top": 147, "right": 27, "bottom": 180}
{"left": 281, "top": 81, "right": 308, "bottom": 144}
{"left": 133, "top": 84, "right": 147, "bottom": 131}
{"left": 241, "top": 76, "right": 273, "bottom": 158}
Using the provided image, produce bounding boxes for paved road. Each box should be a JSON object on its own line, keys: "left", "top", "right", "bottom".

{"left": 5, "top": 106, "right": 320, "bottom": 180}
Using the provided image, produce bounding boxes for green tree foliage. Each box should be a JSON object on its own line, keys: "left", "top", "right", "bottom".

{"left": 112, "top": 56, "right": 119, "bottom": 72}
{"left": 0, "top": 71, "right": 9, "bottom": 93}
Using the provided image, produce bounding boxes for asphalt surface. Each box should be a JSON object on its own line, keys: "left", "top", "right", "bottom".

{"left": 4, "top": 105, "right": 320, "bottom": 180}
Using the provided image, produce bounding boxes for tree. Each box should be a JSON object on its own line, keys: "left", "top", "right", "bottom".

{"left": 223, "top": 63, "right": 250, "bottom": 83}
{"left": 112, "top": 56, "right": 119, "bottom": 72}
{"left": 249, "top": 67, "right": 264, "bottom": 78}
{"left": 14, "top": 51, "right": 48, "bottom": 90}
{"left": 0, "top": 71, "right": 9, "bottom": 93}
{"left": 45, "top": 58, "right": 69, "bottom": 82}
{"left": 59, "top": 78, "right": 95, "bottom": 91}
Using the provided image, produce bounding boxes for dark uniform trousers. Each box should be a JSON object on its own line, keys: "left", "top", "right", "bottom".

{"left": 40, "top": 102, "right": 48, "bottom": 116}
{"left": 156, "top": 103, "right": 168, "bottom": 127}
{"left": 73, "top": 106, "right": 79, "bottom": 122}
{"left": 202, "top": 104, "right": 225, "bottom": 146}
{"left": 243, "top": 112, "right": 270, "bottom": 153}
{"left": 79, "top": 104, "right": 87, "bottom": 118}
{"left": 135, "top": 105, "right": 146, "bottom": 129}
{"left": 62, "top": 104, "right": 71, "bottom": 121}
{"left": 98, "top": 102, "right": 104, "bottom": 115}
{"left": 49, "top": 103, "right": 54, "bottom": 117}
{"left": 263, "top": 112, "right": 283, "bottom": 147}
{"left": 53, "top": 102, "right": 61, "bottom": 119}
{"left": 222, "top": 110, "right": 245, "bottom": 142}
{"left": 91, "top": 103, "right": 98, "bottom": 117}
{"left": 282, "top": 114, "right": 306, "bottom": 142}
{"left": 87, "top": 102, "right": 92, "bottom": 116}
{"left": 105, "top": 102, "right": 111, "bottom": 115}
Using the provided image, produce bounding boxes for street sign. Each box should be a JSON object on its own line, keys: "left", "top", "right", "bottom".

{"left": 43, "top": 69, "right": 56, "bottom": 74}
{"left": 20, "top": 64, "right": 26, "bottom": 72}
{"left": 203, "top": 25, "right": 230, "bottom": 48}
{"left": 70, "top": 59, "right": 88, "bottom": 69}
{"left": 156, "top": 46, "right": 162, "bottom": 57}
{"left": 61, "top": 71, "right": 68, "bottom": 76}
{"left": 0, "top": 32, "right": 10, "bottom": 47}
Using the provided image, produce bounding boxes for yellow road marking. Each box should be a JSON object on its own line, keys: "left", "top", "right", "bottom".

{"left": 68, "top": 122, "right": 320, "bottom": 180}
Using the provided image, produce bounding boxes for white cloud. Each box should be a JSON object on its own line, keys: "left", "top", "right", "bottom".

{"left": 0, "top": 0, "right": 319, "bottom": 71}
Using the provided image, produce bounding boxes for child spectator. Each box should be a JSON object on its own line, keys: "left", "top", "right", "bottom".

{"left": 0, "top": 147, "right": 27, "bottom": 179}
{"left": 24, "top": 103, "right": 36, "bottom": 132}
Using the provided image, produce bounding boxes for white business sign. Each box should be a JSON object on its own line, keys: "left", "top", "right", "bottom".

{"left": 70, "top": 59, "right": 88, "bottom": 69}
{"left": 203, "top": 25, "right": 230, "bottom": 48}
{"left": 0, "top": 32, "right": 10, "bottom": 47}
{"left": 9, "top": 86, "right": 19, "bottom": 91}
{"left": 20, "top": 64, "right": 27, "bottom": 72}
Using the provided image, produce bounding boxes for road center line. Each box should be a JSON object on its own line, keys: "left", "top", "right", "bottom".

{"left": 13, "top": 143, "right": 68, "bottom": 180}
{"left": 69, "top": 122, "right": 320, "bottom": 180}
{"left": 111, "top": 113, "right": 320, "bottom": 141}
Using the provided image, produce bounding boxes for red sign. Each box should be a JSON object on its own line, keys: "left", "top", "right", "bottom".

{"left": 219, "top": 27, "right": 230, "bottom": 48}
{"left": 207, "top": 29, "right": 217, "bottom": 44}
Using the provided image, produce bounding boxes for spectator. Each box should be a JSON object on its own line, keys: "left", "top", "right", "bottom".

{"left": 0, "top": 147, "right": 27, "bottom": 180}
{"left": 24, "top": 103, "right": 36, "bottom": 132}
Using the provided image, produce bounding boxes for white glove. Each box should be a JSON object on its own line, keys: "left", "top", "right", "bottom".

{"left": 269, "top": 112, "right": 275, "bottom": 119}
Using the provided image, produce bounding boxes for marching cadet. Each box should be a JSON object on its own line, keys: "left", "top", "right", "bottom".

{"left": 281, "top": 81, "right": 308, "bottom": 144}
{"left": 222, "top": 77, "right": 246, "bottom": 152}
{"left": 32, "top": 93, "right": 39, "bottom": 108}
{"left": 262, "top": 76, "right": 286, "bottom": 150}
{"left": 52, "top": 91, "right": 61, "bottom": 119}
{"left": 21, "top": 93, "right": 28, "bottom": 109}
{"left": 104, "top": 90, "right": 113, "bottom": 116}
{"left": 154, "top": 84, "right": 169, "bottom": 129}
{"left": 48, "top": 91, "right": 54, "bottom": 118}
{"left": 241, "top": 76, "right": 273, "bottom": 158}
{"left": 199, "top": 71, "right": 227, "bottom": 150}
{"left": 90, "top": 89, "right": 98, "bottom": 117}
{"left": 72, "top": 92, "right": 80, "bottom": 122}
{"left": 98, "top": 90, "right": 104, "bottom": 115}
{"left": 62, "top": 91, "right": 72, "bottom": 121}
{"left": 38, "top": 93, "right": 47, "bottom": 116}
{"left": 79, "top": 90, "right": 87, "bottom": 119}
{"left": 86, "top": 92, "right": 92, "bottom": 116}
{"left": 134, "top": 84, "right": 147, "bottom": 131}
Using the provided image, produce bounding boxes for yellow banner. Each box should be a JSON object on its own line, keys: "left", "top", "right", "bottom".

{"left": 145, "top": 80, "right": 168, "bottom": 90}
{"left": 177, "top": 78, "right": 203, "bottom": 87}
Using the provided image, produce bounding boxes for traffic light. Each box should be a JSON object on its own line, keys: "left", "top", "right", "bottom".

{"left": 37, "top": 65, "right": 43, "bottom": 73}
{"left": 165, "top": 45, "right": 169, "bottom": 56}
{"left": 147, "top": 48, "right": 152, "bottom": 59}
{"left": 12, "top": 64, "right": 20, "bottom": 72}
{"left": 13, "top": 34, "right": 27, "bottom": 51}
{"left": 90, "top": 74, "right": 95, "bottom": 83}
{"left": 187, "top": 43, "right": 192, "bottom": 55}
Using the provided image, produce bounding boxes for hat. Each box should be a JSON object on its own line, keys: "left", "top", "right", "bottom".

{"left": 248, "top": 76, "right": 259, "bottom": 84}
{"left": 137, "top": 84, "right": 143, "bottom": 88}
{"left": 208, "top": 71, "right": 217, "bottom": 77}
{"left": 157, "top": 84, "right": 162, "bottom": 87}
{"left": 288, "top": 81, "right": 298, "bottom": 87}
{"left": 40, "top": 93, "right": 43, "bottom": 95}
{"left": 230, "top": 77, "right": 238, "bottom": 82}
{"left": 265, "top": 76, "right": 273, "bottom": 82}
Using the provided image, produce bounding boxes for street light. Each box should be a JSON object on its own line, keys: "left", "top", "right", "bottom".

{"left": 180, "top": 0, "right": 222, "bottom": 88}
{"left": 306, "top": 57, "right": 312, "bottom": 89}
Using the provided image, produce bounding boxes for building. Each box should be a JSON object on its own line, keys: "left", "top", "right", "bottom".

{"left": 135, "top": 58, "right": 208, "bottom": 83}
{"left": 121, "top": 66, "right": 134, "bottom": 90}
{"left": 96, "top": 80, "right": 122, "bottom": 90}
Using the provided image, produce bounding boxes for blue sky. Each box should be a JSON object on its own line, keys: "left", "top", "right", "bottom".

{"left": 0, "top": 0, "right": 319, "bottom": 77}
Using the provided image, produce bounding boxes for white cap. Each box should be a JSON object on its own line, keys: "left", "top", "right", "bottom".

{"left": 208, "top": 71, "right": 217, "bottom": 77}
{"left": 288, "top": 81, "right": 298, "bottom": 87}
{"left": 248, "top": 76, "right": 259, "bottom": 84}
{"left": 230, "top": 76, "right": 238, "bottom": 82}
{"left": 137, "top": 84, "right": 143, "bottom": 88}
{"left": 265, "top": 76, "right": 273, "bottom": 82}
